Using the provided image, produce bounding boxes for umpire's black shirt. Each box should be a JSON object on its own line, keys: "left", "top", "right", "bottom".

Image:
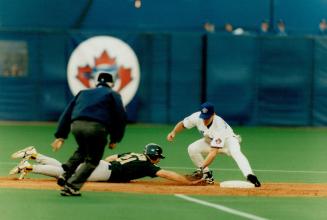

{"left": 54, "top": 83, "right": 127, "bottom": 143}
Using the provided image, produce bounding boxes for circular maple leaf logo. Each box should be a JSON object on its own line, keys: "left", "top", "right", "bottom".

{"left": 67, "top": 36, "right": 140, "bottom": 106}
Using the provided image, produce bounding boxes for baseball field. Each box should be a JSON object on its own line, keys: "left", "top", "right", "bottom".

{"left": 0, "top": 123, "right": 327, "bottom": 220}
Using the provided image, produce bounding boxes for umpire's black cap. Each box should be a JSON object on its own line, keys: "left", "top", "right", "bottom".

{"left": 97, "top": 72, "right": 114, "bottom": 83}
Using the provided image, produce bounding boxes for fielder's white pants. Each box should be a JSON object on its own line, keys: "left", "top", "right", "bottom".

{"left": 32, "top": 154, "right": 112, "bottom": 182}
{"left": 187, "top": 137, "right": 254, "bottom": 177}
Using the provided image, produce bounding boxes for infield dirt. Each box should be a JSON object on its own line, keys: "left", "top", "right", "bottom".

{"left": 0, "top": 177, "right": 327, "bottom": 197}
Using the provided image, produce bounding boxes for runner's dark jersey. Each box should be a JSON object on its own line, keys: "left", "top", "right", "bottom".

{"left": 108, "top": 152, "right": 161, "bottom": 182}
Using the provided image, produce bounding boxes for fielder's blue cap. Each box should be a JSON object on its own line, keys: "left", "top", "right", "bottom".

{"left": 199, "top": 102, "right": 215, "bottom": 119}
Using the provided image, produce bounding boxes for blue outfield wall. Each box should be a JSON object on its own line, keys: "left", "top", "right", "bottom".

{"left": 255, "top": 37, "right": 314, "bottom": 125}
{"left": 313, "top": 38, "right": 327, "bottom": 125}
{"left": 206, "top": 35, "right": 314, "bottom": 126}
{"left": 168, "top": 33, "right": 202, "bottom": 123}
{"left": 39, "top": 33, "right": 71, "bottom": 120}
{"left": 1, "top": 32, "right": 327, "bottom": 126}
{"left": 206, "top": 35, "right": 257, "bottom": 125}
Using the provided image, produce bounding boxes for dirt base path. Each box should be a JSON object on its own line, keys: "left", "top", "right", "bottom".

{"left": 1, "top": 177, "right": 327, "bottom": 197}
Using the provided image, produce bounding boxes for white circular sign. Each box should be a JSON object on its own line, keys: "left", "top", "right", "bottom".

{"left": 67, "top": 36, "right": 140, "bottom": 106}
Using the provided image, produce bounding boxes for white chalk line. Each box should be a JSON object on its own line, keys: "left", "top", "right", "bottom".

{"left": 175, "top": 194, "right": 269, "bottom": 220}
{"left": 163, "top": 166, "right": 327, "bottom": 174}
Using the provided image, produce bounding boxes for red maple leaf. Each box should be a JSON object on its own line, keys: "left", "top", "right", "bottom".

{"left": 95, "top": 51, "right": 116, "bottom": 66}
{"left": 76, "top": 50, "right": 133, "bottom": 91}
{"left": 117, "top": 66, "right": 133, "bottom": 92}
{"left": 76, "top": 65, "right": 92, "bottom": 88}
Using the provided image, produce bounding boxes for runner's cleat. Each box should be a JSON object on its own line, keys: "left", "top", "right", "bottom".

{"left": 11, "top": 146, "right": 37, "bottom": 160}
{"left": 9, "top": 160, "right": 33, "bottom": 179}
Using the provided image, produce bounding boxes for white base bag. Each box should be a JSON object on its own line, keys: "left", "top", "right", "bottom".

{"left": 220, "top": 180, "right": 255, "bottom": 189}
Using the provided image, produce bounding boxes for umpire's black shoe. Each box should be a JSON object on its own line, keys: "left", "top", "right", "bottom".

{"left": 57, "top": 171, "right": 72, "bottom": 187}
{"left": 60, "top": 185, "right": 81, "bottom": 197}
{"left": 57, "top": 174, "right": 67, "bottom": 187}
{"left": 247, "top": 174, "right": 261, "bottom": 187}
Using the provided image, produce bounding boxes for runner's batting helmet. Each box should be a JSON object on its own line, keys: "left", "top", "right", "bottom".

{"left": 144, "top": 143, "right": 165, "bottom": 160}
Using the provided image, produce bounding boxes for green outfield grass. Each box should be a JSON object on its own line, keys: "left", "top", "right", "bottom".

{"left": 0, "top": 123, "right": 327, "bottom": 220}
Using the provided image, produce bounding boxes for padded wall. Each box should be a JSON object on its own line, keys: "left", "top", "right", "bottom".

{"left": 255, "top": 37, "right": 313, "bottom": 125}
{"left": 39, "top": 33, "right": 70, "bottom": 120}
{"left": 1, "top": 32, "right": 327, "bottom": 126}
{"left": 168, "top": 33, "right": 202, "bottom": 123}
{"left": 0, "top": 33, "right": 41, "bottom": 120}
{"left": 0, "top": 32, "right": 71, "bottom": 121}
{"left": 313, "top": 38, "right": 327, "bottom": 125}
{"left": 206, "top": 35, "right": 316, "bottom": 126}
{"left": 206, "top": 35, "right": 256, "bottom": 124}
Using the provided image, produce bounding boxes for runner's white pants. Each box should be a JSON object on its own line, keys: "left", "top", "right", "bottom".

{"left": 187, "top": 136, "right": 254, "bottom": 177}
{"left": 32, "top": 154, "right": 112, "bottom": 182}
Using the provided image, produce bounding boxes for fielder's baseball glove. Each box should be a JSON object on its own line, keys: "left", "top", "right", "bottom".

{"left": 185, "top": 168, "right": 204, "bottom": 181}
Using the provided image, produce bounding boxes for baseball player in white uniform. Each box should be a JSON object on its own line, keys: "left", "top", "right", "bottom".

{"left": 167, "top": 102, "right": 261, "bottom": 187}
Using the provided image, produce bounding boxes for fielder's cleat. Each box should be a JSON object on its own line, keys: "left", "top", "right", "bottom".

{"left": 60, "top": 185, "right": 81, "bottom": 197}
{"left": 190, "top": 168, "right": 203, "bottom": 178}
{"left": 203, "top": 170, "right": 215, "bottom": 185}
{"left": 11, "top": 146, "right": 37, "bottom": 160}
{"left": 247, "top": 174, "right": 261, "bottom": 187}
{"left": 187, "top": 169, "right": 215, "bottom": 184}
{"left": 9, "top": 160, "right": 33, "bottom": 179}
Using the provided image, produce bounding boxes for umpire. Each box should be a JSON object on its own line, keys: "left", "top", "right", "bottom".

{"left": 51, "top": 72, "right": 127, "bottom": 196}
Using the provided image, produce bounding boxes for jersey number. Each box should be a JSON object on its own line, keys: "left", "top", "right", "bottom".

{"left": 116, "top": 153, "right": 147, "bottom": 165}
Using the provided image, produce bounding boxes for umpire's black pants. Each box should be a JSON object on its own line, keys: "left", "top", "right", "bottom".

{"left": 62, "top": 120, "right": 108, "bottom": 190}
